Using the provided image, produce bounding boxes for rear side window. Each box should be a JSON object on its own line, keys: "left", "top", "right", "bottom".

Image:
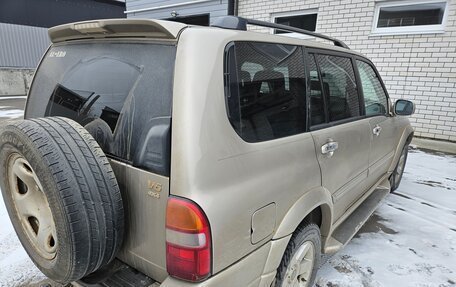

{"left": 356, "top": 60, "right": 388, "bottom": 116}
{"left": 225, "top": 42, "right": 307, "bottom": 142}
{"left": 315, "top": 54, "right": 360, "bottom": 122}
{"left": 26, "top": 42, "right": 176, "bottom": 176}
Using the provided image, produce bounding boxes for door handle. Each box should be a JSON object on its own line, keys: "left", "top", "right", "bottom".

{"left": 321, "top": 140, "right": 339, "bottom": 157}
{"left": 373, "top": 125, "right": 382, "bottom": 136}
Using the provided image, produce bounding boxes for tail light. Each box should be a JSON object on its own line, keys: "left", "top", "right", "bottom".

{"left": 166, "top": 197, "right": 211, "bottom": 281}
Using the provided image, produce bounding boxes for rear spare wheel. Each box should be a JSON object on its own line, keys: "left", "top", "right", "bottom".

{"left": 0, "top": 117, "right": 124, "bottom": 284}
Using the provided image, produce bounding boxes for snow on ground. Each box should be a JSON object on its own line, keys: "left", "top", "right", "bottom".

{"left": 0, "top": 100, "right": 454, "bottom": 286}
{"left": 317, "top": 148, "right": 456, "bottom": 287}
{"left": 1, "top": 148, "right": 454, "bottom": 287}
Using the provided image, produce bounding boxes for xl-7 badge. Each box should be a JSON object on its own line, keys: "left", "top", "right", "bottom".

{"left": 147, "top": 180, "right": 162, "bottom": 199}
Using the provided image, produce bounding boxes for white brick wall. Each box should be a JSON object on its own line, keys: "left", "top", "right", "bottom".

{"left": 238, "top": 0, "right": 456, "bottom": 142}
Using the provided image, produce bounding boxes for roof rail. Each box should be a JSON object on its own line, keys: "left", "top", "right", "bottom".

{"left": 212, "top": 16, "right": 349, "bottom": 49}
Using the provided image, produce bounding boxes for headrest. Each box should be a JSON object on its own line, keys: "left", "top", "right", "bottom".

{"left": 239, "top": 70, "right": 251, "bottom": 85}
{"left": 311, "top": 81, "right": 330, "bottom": 94}
{"left": 252, "top": 70, "right": 285, "bottom": 92}
{"left": 310, "top": 80, "right": 321, "bottom": 91}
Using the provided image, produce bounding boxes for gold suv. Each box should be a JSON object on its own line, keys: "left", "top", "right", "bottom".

{"left": 0, "top": 16, "right": 415, "bottom": 287}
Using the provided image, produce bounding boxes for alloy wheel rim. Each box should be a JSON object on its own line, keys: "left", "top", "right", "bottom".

{"left": 7, "top": 154, "right": 57, "bottom": 260}
{"left": 282, "top": 241, "right": 315, "bottom": 287}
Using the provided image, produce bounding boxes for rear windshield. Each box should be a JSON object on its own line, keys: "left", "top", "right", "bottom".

{"left": 25, "top": 41, "right": 176, "bottom": 176}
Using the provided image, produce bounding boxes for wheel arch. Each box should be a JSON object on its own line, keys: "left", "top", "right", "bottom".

{"left": 260, "top": 187, "right": 332, "bottom": 285}
{"left": 273, "top": 186, "right": 333, "bottom": 241}
{"left": 388, "top": 125, "right": 414, "bottom": 173}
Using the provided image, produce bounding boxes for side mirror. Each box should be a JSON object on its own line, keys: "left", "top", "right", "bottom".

{"left": 394, "top": 99, "right": 415, "bottom": 116}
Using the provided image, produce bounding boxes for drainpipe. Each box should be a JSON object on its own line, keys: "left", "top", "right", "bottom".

{"left": 228, "top": 0, "right": 238, "bottom": 16}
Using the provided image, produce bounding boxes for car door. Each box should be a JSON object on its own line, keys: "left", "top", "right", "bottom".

{"left": 355, "top": 59, "right": 398, "bottom": 186}
{"left": 308, "top": 52, "right": 372, "bottom": 221}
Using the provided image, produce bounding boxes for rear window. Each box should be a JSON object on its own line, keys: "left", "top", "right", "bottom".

{"left": 25, "top": 41, "right": 176, "bottom": 176}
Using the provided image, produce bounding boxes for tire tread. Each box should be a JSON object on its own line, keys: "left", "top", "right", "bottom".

{"left": 0, "top": 117, "right": 124, "bottom": 284}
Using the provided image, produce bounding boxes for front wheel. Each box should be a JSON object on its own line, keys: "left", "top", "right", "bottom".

{"left": 390, "top": 144, "right": 409, "bottom": 192}
{"left": 275, "top": 224, "right": 321, "bottom": 287}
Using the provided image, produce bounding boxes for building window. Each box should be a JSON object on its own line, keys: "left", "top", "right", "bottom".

{"left": 372, "top": 1, "right": 448, "bottom": 35}
{"left": 271, "top": 10, "right": 318, "bottom": 38}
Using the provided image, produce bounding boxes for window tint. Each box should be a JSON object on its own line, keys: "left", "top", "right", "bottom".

{"left": 308, "top": 54, "right": 325, "bottom": 126}
{"left": 45, "top": 57, "right": 140, "bottom": 132}
{"left": 225, "top": 42, "right": 307, "bottom": 142}
{"left": 26, "top": 42, "right": 176, "bottom": 176}
{"left": 315, "top": 54, "right": 360, "bottom": 122}
{"left": 357, "top": 60, "right": 388, "bottom": 116}
{"left": 274, "top": 13, "right": 318, "bottom": 33}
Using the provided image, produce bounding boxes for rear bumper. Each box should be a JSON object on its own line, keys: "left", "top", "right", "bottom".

{"left": 161, "top": 241, "right": 273, "bottom": 287}
{"left": 75, "top": 236, "right": 292, "bottom": 287}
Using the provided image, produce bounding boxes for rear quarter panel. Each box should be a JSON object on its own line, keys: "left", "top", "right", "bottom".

{"left": 170, "top": 28, "right": 324, "bottom": 274}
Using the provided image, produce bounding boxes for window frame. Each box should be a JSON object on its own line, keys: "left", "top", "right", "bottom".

{"left": 223, "top": 43, "right": 394, "bottom": 140}
{"left": 354, "top": 58, "right": 391, "bottom": 118}
{"left": 270, "top": 9, "right": 319, "bottom": 39}
{"left": 305, "top": 47, "right": 366, "bottom": 131}
{"left": 223, "top": 41, "right": 309, "bottom": 143}
{"left": 305, "top": 52, "right": 329, "bottom": 129}
{"left": 371, "top": 0, "right": 449, "bottom": 36}
{"left": 26, "top": 39, "right": 177, "bottom": 176}
{"left": 223, "top": 42, "right": 241, "bottom": 126}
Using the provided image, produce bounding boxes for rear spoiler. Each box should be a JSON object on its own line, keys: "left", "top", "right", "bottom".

{"left": 48, "top": 19, "right": 187, "bottom": 43}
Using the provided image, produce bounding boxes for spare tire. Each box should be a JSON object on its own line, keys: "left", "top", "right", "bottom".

{"left": 0, "top": 117, "right": 124, "bottom": 284}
